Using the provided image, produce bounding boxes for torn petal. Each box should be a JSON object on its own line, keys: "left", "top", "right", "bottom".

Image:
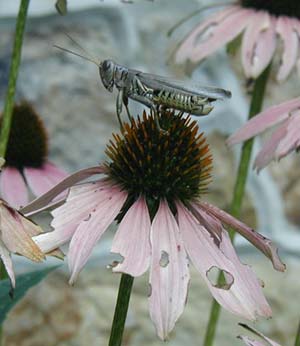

{"left": 177, "top": 202, "right": 272, "bottom": 320}
{"left": 0, "top": 201, "right": 44, "bottom": 262}
{"left": 111, "top": 195, "right": 151, "bottom": 277}
{"left": 196, "top": 201, "right": 286, "bottom": 272}
{"left": 149, "top": 200, "right": 190, "bottom": 340}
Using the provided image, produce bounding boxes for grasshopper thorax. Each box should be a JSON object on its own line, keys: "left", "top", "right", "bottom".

{"left": 99, "top": 59, "right": 117, "bottom": 92}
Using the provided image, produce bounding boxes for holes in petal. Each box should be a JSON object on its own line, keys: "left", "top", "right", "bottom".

{"left": 106, "top": 260, "right": 120, "bottom": 269}
{"left": 159, "top": 250, "right": 170, "bottom": 268}
{"left": 206, "top": 266, "right": 234, "bottom": 290}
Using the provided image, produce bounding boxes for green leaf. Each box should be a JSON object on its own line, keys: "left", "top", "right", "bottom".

{"left": 0, "top": 266, "right": 59, "bottom": 325}
{"left": 55, "top": 0, "right": 67, "bottom": 16}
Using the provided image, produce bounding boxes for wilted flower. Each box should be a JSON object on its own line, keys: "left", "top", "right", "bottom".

{"left": 32, "top": 111, "right": 285, "bottom": 340}
{"left": 0, "top": 101, "right": 67, "bottom": 209}
{"left": 227, "top": 97, "right": 300, "bottom": 171}
{"left": 238, "top": 323, "right": 282, "bottom": 346}
{"left": 0, "top": 199, "right": 45, "bottom": 288}
{"left": 175, "top": 1, "right": 300, "bottom": 81}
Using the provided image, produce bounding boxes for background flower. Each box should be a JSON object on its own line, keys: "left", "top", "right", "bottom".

{"left": 227, "top": 97, "right": 300, "bottom": 171}
{"left": 32, "top": 111, "right": 285, "bottom": 340}
{"left": 0, "top": 101, "right": 67, "bottom": 209}
{"left": 174, "top": 1, "right": 300, "bottom": 81}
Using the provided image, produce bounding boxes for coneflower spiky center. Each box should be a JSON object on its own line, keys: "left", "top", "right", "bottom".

{"left": 1, "top": 101, "right": 48, "bottom": 169}
{"left": 105, "top": 110, "right": 212, "bottom": 205}
{"left": 240, "top": 0, "right": 300, "bottom": 18}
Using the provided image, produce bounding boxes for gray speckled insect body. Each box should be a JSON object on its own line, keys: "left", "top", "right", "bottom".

{"left": 55, "top": 40, "right": 231, "bottom": 130}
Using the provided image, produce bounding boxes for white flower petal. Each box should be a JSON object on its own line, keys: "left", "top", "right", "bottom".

{"left": 111, "top": 196, "right": 151, "bottom": 277}
{"left": 68, "top": 187, "right": 127, "bottom": 284}
{"left": 149, "top": 200, "right": 190, "bottom": 340}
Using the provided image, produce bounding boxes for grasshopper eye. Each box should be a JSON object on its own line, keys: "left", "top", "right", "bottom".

{"left": 102, "top": 60, "right": 112, "bottom": 71}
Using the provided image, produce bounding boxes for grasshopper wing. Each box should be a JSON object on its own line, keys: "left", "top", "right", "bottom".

{"left": 136, "top": 72, "right": 232, "bottom": 100}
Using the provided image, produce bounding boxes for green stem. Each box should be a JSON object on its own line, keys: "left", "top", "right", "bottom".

{"left": 295, "top": 320, "right": 300, "bottom": 346}
{"left": 108, "top": 273, "right": 134, "bottom": 346}
{"left": 203, "top": 64, "right": 272, "bottom": 346}
{"left": 0, "top": 0, "right": 30, "bottom": 157}
{"left": 0, "top": 3, "right": 29, "bottom": 343}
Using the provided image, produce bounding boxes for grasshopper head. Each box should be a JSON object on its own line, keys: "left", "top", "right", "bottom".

{"left": 99, "top": 60, "right": 116, "bottom": 92}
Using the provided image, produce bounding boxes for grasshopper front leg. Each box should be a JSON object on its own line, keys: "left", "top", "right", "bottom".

{"left": 122, "top": 96, "right": 133, "bottom": 123}
{"left": 116, "top": 88, "right": 125, "bottom": 129}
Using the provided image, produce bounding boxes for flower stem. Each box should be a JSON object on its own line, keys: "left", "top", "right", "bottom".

{"left": 0, "top": 3, "right": 29, "bottom": 343}
{"left": 108, "top": 273, "right": 134, "bottom": 346}
{"left": 203, "top": 64, "right": 271, "bottom": 346}
{"left": 295, "top": 320, "right": 300, "bottom": 346}
{"left": 0, "top": 0, "right": 30, "bottom": 158}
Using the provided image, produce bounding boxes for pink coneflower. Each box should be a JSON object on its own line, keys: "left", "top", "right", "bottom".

{"left": 174, "top": 1, "right": 300, "bottom": 81}
{"left": 0, "top": 199, "right": 45, "bottom": 288}
{"left": 32, "top": 111, "right": 285, "bottom": 340}
{"left": 238, "top": 323, "right": 282, "bottom": 346}
{"left": 0, "top": 101, "right": 67, "bottom": 209}
{"left": 227, "top": 97, "right": 300, "bottom": 171}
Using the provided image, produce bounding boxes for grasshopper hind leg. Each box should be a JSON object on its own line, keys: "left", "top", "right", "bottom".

{"left": 151, "top": 105, "right": 168, "bottom": 134}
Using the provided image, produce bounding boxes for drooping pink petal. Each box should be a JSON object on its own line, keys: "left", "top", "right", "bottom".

{"left": 238, "top": 324, "right": 282, "bottom": 346}
{"left": 177, "top": 202, "right": 271, "bottom": 320}
{"left": 149, "top": 200, "right": 190, "bottom": 340}
{"left": 253, "top": 122, "right": 288, "bottom": 171}
{"left": 175, "top": 6, "right": 252, "bottom": 64}
{"left": 0, "top": 167, "right": 28, "bottom": 209}
{"left": 195, "top": 201, "right": 286, "bottom": 272}
{"left": 275, "top": 111, "right": 300, "bottom": 160}
{"left": 20, "top": 165, "right": 106, "bottom": 215}
{"left": 0, "top": 239, "right": 15, "bottom": 288}
{"left": 188, "top": 202, "right": 223, "bottom": 245}
{"left": 68, "top": 186, "right": 127, "bottom": 284}
{"left": 34, "top": 180, "right": 113, "bottom": 253}
{"left": 276, "top": 16, "right": 299, "bottom": 82}
{"left": 241, "top": 11, "right": 276, "bottom": 79}
{"left": 24, "top": 162, "right": 67, "bottom": 198}
{"left": 227, "top": 97, "right": 300, "bottom": 145}
{"left": 111, "top": 196, "right": 151, "bottom": 277}
{"left": 0, "top": 201, "right": 44, "bottom": 262}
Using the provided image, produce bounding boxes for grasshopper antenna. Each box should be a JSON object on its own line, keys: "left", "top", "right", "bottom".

{"left": 53, "top": 45, "right": 99, "bottom": 66}
{"left": 54, "top": 32, "right": 100, "bottom": 66}
{"left": 167, "top": 2, "right": 233, "bottom": 37}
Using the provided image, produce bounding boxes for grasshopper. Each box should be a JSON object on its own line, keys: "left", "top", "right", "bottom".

{"left": 55, "top": 37, "right": 231, "bottom": 131}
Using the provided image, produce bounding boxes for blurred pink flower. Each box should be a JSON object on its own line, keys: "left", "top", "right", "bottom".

{"left": 0, "top": 199, "right": 45, "bottom": 288}
{"left": 29, "top": 112, "right": 285, "bottom": 340}
{"left": 0, "top": 162, "right": 67, "bottom": 210}
{"left": 238, "top": 323, "right": 282, "bottom": 346}
{"left": 175, "top": 2, "right": 300, "bottom": 81}
{"left": 227, "top": 97, "right": 300, "bottom": 171}
{"left": 0, "top": 101, "right": 67, "bottom": 209}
